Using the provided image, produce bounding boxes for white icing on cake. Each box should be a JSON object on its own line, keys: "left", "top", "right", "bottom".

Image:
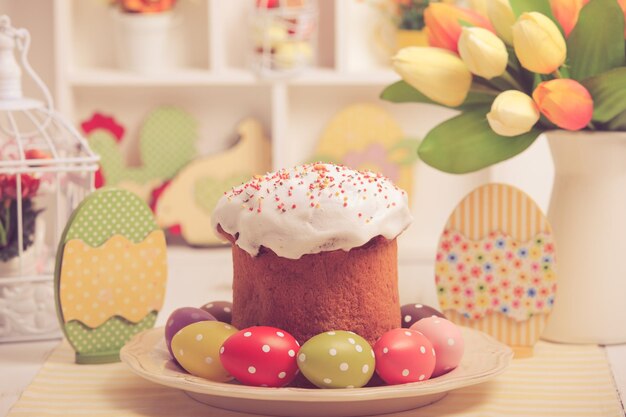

{"left": 211, "top": 163, "right": 413, "bottom": 259}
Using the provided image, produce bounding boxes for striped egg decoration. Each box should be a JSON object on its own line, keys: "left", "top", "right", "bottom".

{"left": 435, "top": 183, "right": 557, "bottom": 358}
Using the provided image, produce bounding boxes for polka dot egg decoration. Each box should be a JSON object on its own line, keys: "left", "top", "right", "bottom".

{"left": 411, "top": 317, "right": 464, "bottom": 377}
{"left": 165, "top": 307, "right": 216, "bottom": 360}
{"left": 400, "top": 303, "right": 445, "bottom": 328}
{"left": 200, "top": 301, "right": 233, "bottom": 324}
{"left": 171, "top": 321, "right": 238, "bottom": 382}
{"left": 220, "top": 326, "right": 300, "bottom": 387}
{"left": 297, "top": 331, "right": 375, "bottom": 389}
{"left": 373, "top": 328, "right": 436, "bottom": 385}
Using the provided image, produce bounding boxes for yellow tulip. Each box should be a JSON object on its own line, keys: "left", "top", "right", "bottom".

{"left": 487, "top": 0, "right": 516, "bottom": 44}
{"left": 512, "top": 12, "right": 566, "bottom": 74}
{"left": 392, "top": 47, "right": 472, "bottom": 107}
{"left": 487, "top": 90, "right": 540, "bottom": 136}
{"left": 458, "top": 27, "right": 508, "bottom": 79}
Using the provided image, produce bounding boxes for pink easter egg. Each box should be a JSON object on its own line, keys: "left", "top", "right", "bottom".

{"left": 411, "top": 317, "right": 464, "bottom": 377}
{"left": 373, "top": 328, "right": 436, "bottom": 385}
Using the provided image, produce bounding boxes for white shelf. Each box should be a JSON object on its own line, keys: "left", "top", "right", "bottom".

{"left": 68, "top": 67, "right": 398, "bottom": 87}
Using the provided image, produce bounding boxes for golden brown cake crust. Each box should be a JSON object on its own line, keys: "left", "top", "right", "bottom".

{"left": 226, "top": 230, "right": 401, "bottom": 346}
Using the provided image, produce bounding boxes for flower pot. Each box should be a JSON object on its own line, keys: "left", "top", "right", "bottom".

{"left": 112, "top": 10, "right": 175, "bottom": 74}
{"left": 542, "top": 130, "right": 626, "bottom": 344}
{"left": 395, "top": 29, "right": 429, "bottom": 50}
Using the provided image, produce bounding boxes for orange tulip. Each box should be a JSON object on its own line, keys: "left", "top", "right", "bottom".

{"left": 550, "top": 0, "right": 589, "bottom": 37}
{"left": 424, "top": 4, "right": 495, "bottom": 53}
{"left": 532, "top": 79, "right": 593, "bottom": 131}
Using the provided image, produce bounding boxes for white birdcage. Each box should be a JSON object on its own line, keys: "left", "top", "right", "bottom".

{"left": 0, "top": 16, "right": 99, "bottom": 342}
{"left": 250, "top": 0, "right": 318, "bottom": 78}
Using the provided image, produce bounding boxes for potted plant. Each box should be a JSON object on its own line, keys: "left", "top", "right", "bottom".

{"left": 0, "top": 150, "right": 47, "bottom": 276}
{"left": 110, "top": 0, "right": 178, "bottom": 74}
{"left": 381, "top": 0, "right": 626, "bottom": 344}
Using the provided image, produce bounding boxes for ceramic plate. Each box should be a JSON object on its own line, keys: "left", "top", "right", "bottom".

{"left": 121, "top": 327, "right": 512, "bottom": 417}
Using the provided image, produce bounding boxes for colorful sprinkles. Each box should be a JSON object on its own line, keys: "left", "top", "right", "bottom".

{"left": 223, "top": 163, "right": 405, "bottom": 221}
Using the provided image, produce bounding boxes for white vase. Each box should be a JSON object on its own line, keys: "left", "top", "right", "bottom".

{"left": 112, "top": 10, "right": 175, "bottom": 74}
{"left": 542, "top": 130, "right": 626, "bottom": 344}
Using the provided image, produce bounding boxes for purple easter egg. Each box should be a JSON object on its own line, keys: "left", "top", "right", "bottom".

{"left": 401, "top": 303, "right": 445, "bottom": 328}
{"left": 200, "top": 301, "right": 233, "bottom": 324}
{"left": 165, "top": 307, "right": 216, "bottom": 359}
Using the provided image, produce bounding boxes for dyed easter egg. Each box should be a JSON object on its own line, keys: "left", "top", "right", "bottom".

{"left": 401, "top": 303, "right": 445, "bottom": 328}
{"left": 171, "top": 321, "right": 238, "bottom": 381}
{"left": 297, "top": 331, "right": 375, "bottom": 389}
{"left": 220, "top": 326, "right": 300, "bottom": 387}
{"left": 54, "top": 188, "right": 168, "bottom": 364}
{"left": 165, "top": 307, "right": 216, "bottom": 359}
{"left": 411, "top": 317, "right": 464, "bottom": 377}
{"left": 373, "top": 328, "right": 435, "bottom": 385}
{"left": 200, "top": 301, "right": 233, "bottom": 324}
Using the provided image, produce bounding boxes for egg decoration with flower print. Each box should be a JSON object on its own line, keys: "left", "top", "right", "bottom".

{"left": 297, "top": 331, "right": 375, "bottom": 389}
{"left": 55, "top": 188, "right": 168, "bottom": 364}
{"left": 171, "top": 321, "right": 238, "bottom": 382}
{"left": 220, "top": 326, "right": 300, "bottom": 387}
{"left": 435, "top": 183, "right": 557, "bottom": 357}
{"left": 373, "top": 328, "right": 436, "bottom": 385}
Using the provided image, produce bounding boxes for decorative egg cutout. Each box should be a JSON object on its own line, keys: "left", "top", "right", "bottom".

{"left": 171, "top": 321, "right": 238, "bottom": 382}
{"left": 401, "top": 303, "right": 445, "bottom": 328}
{"left": 435, "top": 183, "right": 557, "bottom": 357}
{"left": 200, "top": 301, "right": 233, "bottom": 324}
{"left": 373, "top": 328, "right": 435, "bottom": 385}
{"left": 411, "top": 317, "right": 464, "bottom": 377}
{"left": 165, "top": 307, "right": 216, "bottom": 359}
{"left": 220, "top": 326, "right": 300, "bottom": 387}
{"left": 54, "top": 188, "right": 168, "bottom": 364}
{"left": 297, "top": 330, "right": 375, "bottom": 389}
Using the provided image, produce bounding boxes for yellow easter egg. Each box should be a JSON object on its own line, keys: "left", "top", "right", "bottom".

{"left": 171, "top": 321, "right": 238, "bottom": 381}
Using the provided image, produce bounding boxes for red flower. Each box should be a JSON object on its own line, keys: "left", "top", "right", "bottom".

{"left": 471, "top": 266, "right": 482, "bottom": 278}
{"left": 536, "top": 300, "right": 545, "bottom": 309}
{"left": 512, "top": 299, "right": 521, "bottom": 309}
{"left": 513, "top": 259, "right": 522, "bottom": 269}
{"left": 465, "top": 301, "right": 475, "bottom": 311}
{"left": 485, "top": 274, "right": 494, "bottom": 283}
{"left": 544, "top": 243, "right": 555, "bottom": 253}
{"left": 0, "top": 174, "right": 41, "bottom": 201}
{"left": 451, "top": 285, "right": 461, "bottom": 294}
{"left": 539, "top": 287, "right": 550, "bottom": 297}
{"left": 505, "top": 251, "right": 514, "bottom": 261}
{"left": 464, "top": 288, "right": 475, "bottom": 298}
{"left": 491, "top": 298, "right": 500, "bottom": 306}
{"left": 531, "top": 262, "right": 540, "bottom": 272}
{"left": 532, "top": 277, "right": 542, "bottom": 286}
{"left": 435, "top": 274, "right": 441, "bottom": 284}
{"left": 460, "top": 275, "right": 469, "bottom": 284}
{"left": 489, "top": 286, "right": 499, "bottom": 296}
{"left": 461, "top": 242, "right": 469, "bottom": 252}
{"left": 501, "top": 279, "right": 511, "bottom": 289}
{"left": 441, "top": 240, "right": 452, "bottom": 251}
{"left": 513, "top": 286, "right": 524, "bottom": 298}
{"left": 453, "top": 234, "right": 461, "bottom": 243}
{"left": 436, "top": 252, "right": 443, "bottom": 262}
{"left": 484, "top": 242, "right": 493, "bottom": 251}
{"left": 456, "top": 262, "right": 465, "bottom": 272}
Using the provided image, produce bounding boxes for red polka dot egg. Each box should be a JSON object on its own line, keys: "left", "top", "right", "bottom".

{"left": 374, "top": 328, "right": 436, "bottom": 385}
{"left": 411, "top": 317, "right": 464, "bottom": 377}
{"left": 220, "top": 326, "right": 300, "bottom": 387}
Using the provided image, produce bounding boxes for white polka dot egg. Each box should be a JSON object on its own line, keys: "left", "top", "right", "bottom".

{"left": 374, "top": 328, "right": 436, "bottom": 385}
{"left": 171, "top": 321, "right": 238, "bottom": 382}
{"left": 411, "top": 317, "right": 464, "bottom": 377}
{"left": 297, "top": 330, "right": 375, "bottom": 389}
{"left": 220, "top": 326, "right": 300, "bottom": 387}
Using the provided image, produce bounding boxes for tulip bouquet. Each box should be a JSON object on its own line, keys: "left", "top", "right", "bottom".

{"left": 382, "top": 0, "right": 626, "bottom": 173}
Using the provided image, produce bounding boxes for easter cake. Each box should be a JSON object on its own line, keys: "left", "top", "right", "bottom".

{"left": 212, "top": 163, "right": 412, "bottom": 345}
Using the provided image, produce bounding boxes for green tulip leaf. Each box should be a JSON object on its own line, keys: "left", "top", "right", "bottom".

{"left": 380, "top": 81, "right": 497, "bottom": 110}
{"left": 605, "top": 110, "right": 626, "bottom": 131}
{"left": 582, "top": 67, "right": 626, "bottom": 123}
{"left": 567, "top": 0, "right": 625, "bottom": 81}
{"left": 509, "top": 0, "right": 557, "bottom": 22}
{"left": 417, "top": 107, "right": 542, "bottom": 174}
